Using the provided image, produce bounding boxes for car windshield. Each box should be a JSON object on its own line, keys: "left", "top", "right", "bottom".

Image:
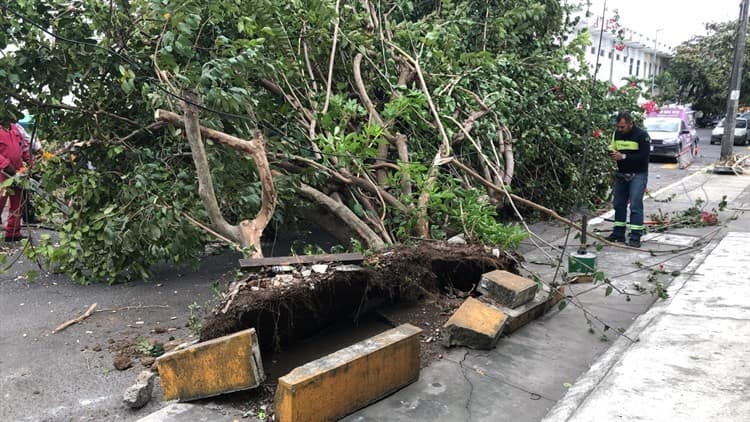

{"left": 717, "top": 119, "right": 748, "bottom": 128}
{"left": 644, "top": 118, "right": 680, "bottom": 132}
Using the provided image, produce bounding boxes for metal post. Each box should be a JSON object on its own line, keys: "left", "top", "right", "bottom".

{"left": 720, "top": 0, "right": 750, "bottom": 161}
{"left": 592, "top": 0, "right": 607, "bottom": 84}
{"left": 651, "top": 29, "right": 662, "bottom": 96}
{"left": 608, "top": 40, "right": 615, "bottom": 83}
{"left": 578, "top": 215, "right": 588, "bottom": 255}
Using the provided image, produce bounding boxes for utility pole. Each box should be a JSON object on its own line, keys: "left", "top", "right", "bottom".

{"left": 651, "top": 29, "right": 663, "bottom": 96}
{"left": 720, "top": 0, "right": 750, "bottom": 162}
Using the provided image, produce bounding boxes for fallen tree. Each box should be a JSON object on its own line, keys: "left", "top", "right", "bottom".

{"left": 3, "top": 0, "right": 641, "bottom": 283}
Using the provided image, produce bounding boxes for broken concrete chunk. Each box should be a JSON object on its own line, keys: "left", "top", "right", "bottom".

{"left": 335, "top": 264, "right": 362, "bottom": 272}
{"left": 272, "top": 274, "right": 295, "bottom": 286}
{"left": 447, "top": 233, "right": 467, "bottom": 244}
{"left": 156, "top": 328, "right": 264, "bottom": 401}
{"left": 311, "top": 264, "right": 328, "bottom": 273}
{"left": 496, "top": 287, "right": 565, "bottom": 334}
{"left": 478, "top": 270, "right": 537, "bottom": 308}
{"left": 441, "top": 297, "right": 508, "bottom": 350}
{"left": 123, "top": 370, "right": 155, "bottom": 409}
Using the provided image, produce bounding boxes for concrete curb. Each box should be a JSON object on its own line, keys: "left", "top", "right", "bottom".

{"left": 541, "top": 236, "right": 720, "bottom": 422}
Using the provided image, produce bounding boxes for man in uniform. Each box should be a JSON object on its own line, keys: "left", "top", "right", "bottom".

{"left": 607, "top": 111, "right": 650, "bottom": 248}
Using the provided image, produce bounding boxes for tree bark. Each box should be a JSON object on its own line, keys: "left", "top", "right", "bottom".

{"left": 353, "top": 52, "right": 391, "bottom": 185}
{"left": 157, "top": 103, "right": 277, "bottom": 257}
{"left": 179, "top": 92, "right": 240, "bottom": 243}
{"left": 298, "top": 183, "right": 386, "bottom": 249}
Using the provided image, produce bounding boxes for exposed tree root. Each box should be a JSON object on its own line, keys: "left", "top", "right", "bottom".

{"left": 200, "top": 242, "right": 520, "bottom": 350}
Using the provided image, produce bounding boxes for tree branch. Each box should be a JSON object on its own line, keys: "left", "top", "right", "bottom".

{"left": 178, "top": 92, "right": 239, "bottom": 242}
{"left": 321, "top": 0, "right": 342, "bottom": 114}
{"left": 299, "top": 183, "right": 386, "bottom": 249}
{"left": 157, "top": 103, "right": 278, "bottom": 257}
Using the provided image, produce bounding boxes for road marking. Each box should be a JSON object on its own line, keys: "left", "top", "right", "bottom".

{"left": 661, "top": 163, "right": 678, "bottom": 169}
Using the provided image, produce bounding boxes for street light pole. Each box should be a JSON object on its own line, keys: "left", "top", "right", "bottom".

{"left": 720, "top": 0, "right": 750, "bottom": 162}
{"left": 651, "top": 29, "right": 662, "bottom": 96}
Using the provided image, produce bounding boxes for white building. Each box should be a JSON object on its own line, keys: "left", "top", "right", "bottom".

{"left": 574, "top": 12, "right": 673, "bottom": 91}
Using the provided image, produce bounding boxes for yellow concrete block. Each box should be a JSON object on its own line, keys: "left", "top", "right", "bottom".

{"left": 478, "top": 270, "right": 538, "bottom": 308}
{"left": 442, "top": 297, "right": 508, "bottom": 349}
{"left": 275, "top": 324, "right": 422, "bottom": 422}
{"left": 156, "top": 328, "right": 264, "bottom": 401}
{"left": 497, "top": 287, "right": 565, "bottom": 333}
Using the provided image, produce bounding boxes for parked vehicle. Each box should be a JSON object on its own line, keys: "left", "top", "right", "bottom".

{"left": 644, "top": 107, "right": 699, "bottom": 162}
{"left": 697, "top": 114, "right": 723, "bottom": 128}
{"left": 710, "top": 118, "right": 749, "bottom": 145}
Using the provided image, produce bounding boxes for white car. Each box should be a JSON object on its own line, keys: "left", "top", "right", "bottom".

{"left": 710, "top": 118, "right": 748, "bottom": 145}
{"left": 644, "top": 116, "right": 697, "bottom": 161}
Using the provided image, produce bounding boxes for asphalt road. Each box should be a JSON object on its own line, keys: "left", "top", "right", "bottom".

{"left": 646, "top": 128, "right": 750, "bottom": 192}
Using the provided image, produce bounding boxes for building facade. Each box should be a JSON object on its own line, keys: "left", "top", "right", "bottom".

{"left": 575, "top": 12, "right": 673, "bottom": 91}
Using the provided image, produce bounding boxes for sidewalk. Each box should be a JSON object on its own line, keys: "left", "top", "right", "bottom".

{"left": 543, "top": 231, "right": 750, "bottom": 422}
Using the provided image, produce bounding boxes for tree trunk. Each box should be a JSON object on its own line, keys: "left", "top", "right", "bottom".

{"left": 180, "top": 92, "right": 240, "bottom": 243}
{"left": 158, "top": 102, "right": 277, "bottom": 257}
{"left": 298, "top": 183, "right": 386, "bottom": 249}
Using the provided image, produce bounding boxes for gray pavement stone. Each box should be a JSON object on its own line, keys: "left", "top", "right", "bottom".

{"left": 135, "top": 403, "right": 241, "bottom": 422}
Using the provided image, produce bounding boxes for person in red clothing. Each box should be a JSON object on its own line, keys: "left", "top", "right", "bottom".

{"left": 0, "top": 119, "right": 33, "bottom": 242}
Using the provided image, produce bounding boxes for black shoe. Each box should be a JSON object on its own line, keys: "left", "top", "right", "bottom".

{"left": 4, "top": 235, "right": 26, "bottom": 242}
{"left": 628, "top": 239, "right": 641, "bottom": 248}
{"left": 606, "top": 233, "right": 626, "bottom": 243}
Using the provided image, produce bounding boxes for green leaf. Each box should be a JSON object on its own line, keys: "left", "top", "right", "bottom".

{"left": 605, "top": 285, "right": 613, "bottom": 296}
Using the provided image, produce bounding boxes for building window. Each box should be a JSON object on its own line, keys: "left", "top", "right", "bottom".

{"left": 648, "top": 63, "right": 652, "bottom": 76}
{"left": 599, "top": 49, "right": 604, "bottom": 57}
{"left": 616, "top": 54, "right": 621, "bottom": 60}
{"left": 636, "top": 59, "right": 641, "bottom": 76}
{"left": 629, "top": 58, "right": 634, "bottom": 75}
{"left": 608, "top": 51, "right": 612, "bottom": 59}
{"left": 591, "top": 47, "right": 596, "bottom": 54}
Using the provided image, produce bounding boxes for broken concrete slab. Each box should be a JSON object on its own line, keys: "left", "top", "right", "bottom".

{"left": 135, "top": 403, "right": 238, "bottom": 422}
{"left": 495, "top": 288, "right": 564, "bottom": 334}
{"left": 123, "top": 370, "right": 155, "bottom": 409}
{"left": 275, "top": 324, "right": 422, "bottom": 422}
{"left": 441, "top": 297, "right": 508, "bottom": 350}
{"left": 478, "top": 270, "right": 537, "bottom": 308}
{"left": 640, "top": 233, "right": 698, "bottom": 247}
{"left": 156, "top": 328, "right": 264, "bottom": 402}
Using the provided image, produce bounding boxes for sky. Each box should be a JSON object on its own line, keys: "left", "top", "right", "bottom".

{"left": 586, "top": 0, "right": 742, "bottom": 47}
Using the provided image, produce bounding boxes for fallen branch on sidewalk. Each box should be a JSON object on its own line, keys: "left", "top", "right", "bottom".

{"left": 95, "top": 304, "right": 170, "bottom": 313}
{"left": 52, "top": 303, "right": 97, "bottom": 333}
